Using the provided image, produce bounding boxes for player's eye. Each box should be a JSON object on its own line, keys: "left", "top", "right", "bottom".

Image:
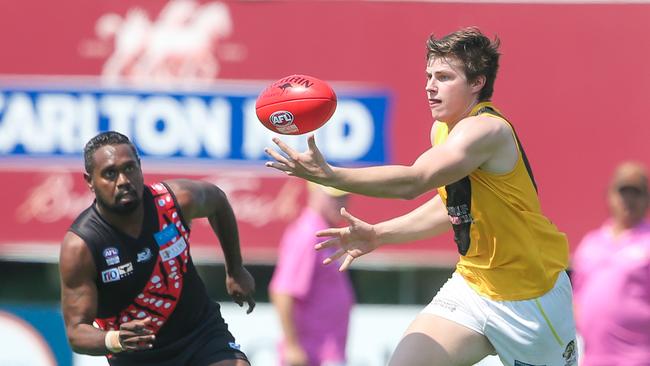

{"left": 103, "top": 170, "right": 116, "bottom": 180}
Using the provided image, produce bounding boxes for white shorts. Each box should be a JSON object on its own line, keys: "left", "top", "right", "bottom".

{"left": 421, "top": 271, "right": 578, "bottom": 366}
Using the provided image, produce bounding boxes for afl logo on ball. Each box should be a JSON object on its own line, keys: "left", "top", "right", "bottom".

{"left": 269, "top": 111, "right": 294, "bottom": 126}
{"left": 269, "top": 111, "right": 299, "bottom": 133}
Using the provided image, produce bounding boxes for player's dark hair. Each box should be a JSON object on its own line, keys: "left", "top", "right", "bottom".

{"left": 84, "top": 131, "right": 140, "bottom": 174}
{"left": 426, "top": 27, "right": 500, "bottom": 101}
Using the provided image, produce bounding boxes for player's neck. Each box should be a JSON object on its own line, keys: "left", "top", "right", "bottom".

{"left": 96, "top": 203, "right": 145, "bottom": 238}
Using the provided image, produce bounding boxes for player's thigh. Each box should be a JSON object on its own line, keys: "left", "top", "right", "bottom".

{"left": 388, "top": 313, "right": 496, "bottom": 366}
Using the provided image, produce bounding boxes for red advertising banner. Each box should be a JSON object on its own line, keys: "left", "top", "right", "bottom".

{"left": 0, "top": 164, "right": 305, "bottom": 263}
{"left": 0, "top": 164, "right": 456, "bottom": 265}
{"left": 1, "top": 1, "right": 649, "bottom": 265}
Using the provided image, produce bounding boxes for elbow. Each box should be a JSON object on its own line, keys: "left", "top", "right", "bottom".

{"left": 68, "top": 336, "right": 86, "bottom": 355}
{"left": 66, "top": 328, "right": 93, "bottom": 355}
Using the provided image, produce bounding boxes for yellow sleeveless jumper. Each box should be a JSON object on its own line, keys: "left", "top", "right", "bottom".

{"left": 434, "top": 102, "right": 568, "bottom": 301}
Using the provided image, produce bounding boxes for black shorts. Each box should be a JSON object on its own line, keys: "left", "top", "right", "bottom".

{"left": 107, "top": 309, "right": 249, "bottom": 366}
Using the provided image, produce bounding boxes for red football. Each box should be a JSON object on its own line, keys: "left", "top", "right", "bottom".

{"left": 255, "top": 74, "right": 337, "bottom": 135}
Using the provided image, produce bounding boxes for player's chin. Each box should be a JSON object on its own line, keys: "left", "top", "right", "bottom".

{"left": 430, "top": 108, "right": 450, "bottom": 122}
{"left": 113, "top": 199, "right": 140, "bottom": 214}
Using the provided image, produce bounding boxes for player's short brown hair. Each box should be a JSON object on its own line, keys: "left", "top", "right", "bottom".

{"left": 426, "top": 27, "right": 500, "bottom": 101}
{"left": 84, "top": 131, "right": 140, "bottom": 174}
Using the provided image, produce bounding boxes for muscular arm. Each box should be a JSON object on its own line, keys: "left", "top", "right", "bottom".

{"left": 328, "top": 116, "right": 511, "bottom": 199}
{"left": 59, "top": 232, "right": 107, "bottom": 355}
{"left": 165, "top": 179, "right": 256, "bottom": 312}
{"left": 166, "top": 179, "right": 243, "bottom": 272}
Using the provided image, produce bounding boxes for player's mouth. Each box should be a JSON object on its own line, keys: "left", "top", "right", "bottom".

{"left": 116, "top": 190, "right": 136, "bottom": 202}
{"left": 428, "top": 98, "right": 442, "bottom": 108}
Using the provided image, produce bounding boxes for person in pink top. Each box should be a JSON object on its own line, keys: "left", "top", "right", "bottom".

{"left": 572, "top": 161, "right": 650, "bottom": 365}
{"left": 269, "top": 183, "right": 355, "bottom": 366}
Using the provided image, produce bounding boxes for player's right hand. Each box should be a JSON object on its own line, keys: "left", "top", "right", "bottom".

{"left": 226, "top": 266, "right": 256, "bottom": 314}
{"left": 118, "top": 317, "right": 155, "bottom": 351}
{"left": 264, "top": 134, "right": 334, "bottom": 185}
{"left": 315, "top": 207, "right": 381, "bottom": 271}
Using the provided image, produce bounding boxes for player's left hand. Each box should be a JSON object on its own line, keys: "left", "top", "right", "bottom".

{"left": 315, "top": 207, "right": 381, "bottom": 271}
{"left": 226, "top": 265, "right": 256, "bottom": 314}
{"left": 264, "top": 134, "right": 334, "bottom": 185}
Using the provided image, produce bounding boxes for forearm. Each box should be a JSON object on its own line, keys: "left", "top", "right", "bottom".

{"left": 209, "top": 214, "right": 243, "bottom": 273}
{"left": 328, "top": 165, "right": 428, "bottom": 199}
{"left": 67, "top": 324, "right": 111, "bottom": 356}
{"left": 375, "top": 196, "right": 451, "bottom": 245}
{"left": 270, "top": 292, "right": 301, "bottom": 345}
{"left": 208, "top": 191, "right": 243, "bottom": 273}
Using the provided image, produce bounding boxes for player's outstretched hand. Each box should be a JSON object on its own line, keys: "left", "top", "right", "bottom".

{"left": 118, "top": 317, "right": 155, "bottom": 351}
{"left": 226, "top": 265, "right": 256, "bottom": 314}
{"left": 264, "top": 134, "right": 334, "bottom": 184}
{"left": 315, "top": 208, "right": 381, "bottom": 271}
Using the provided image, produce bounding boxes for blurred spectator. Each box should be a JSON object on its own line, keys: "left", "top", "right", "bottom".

{"left": 269, "top": 183, "right": 355, "bottom": 366}
{"left": 572, "top": 161, "right": 650, "bottom": 365}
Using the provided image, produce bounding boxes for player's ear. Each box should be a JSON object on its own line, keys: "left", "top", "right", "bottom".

{"left": 470, "top": 75, "right": 486, "bottom": 93}
{"left": 83, "top": 172, "right": 94, "bottom": 192}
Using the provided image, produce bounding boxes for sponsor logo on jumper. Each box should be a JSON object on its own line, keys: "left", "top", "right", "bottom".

{"left": 447, "top": 204, "right": 473, "bottom": 225}
{"left": 137, "top": 247, "right": 153, "bottom": 263}
{"left": 101, "top": 268, "right": 120, "bottom": 283}
{"left": 154, "top": 224, "right": 180, "bottom": 247}
{"left": 101, "top": 262, "right": 134, "bottom": 283}
{"left": 118, "top": 262, "right": 134, "bottom": 277}
{"left": 103, "top": 247, "right": 118, "bottom": 257}
{"left": 160, "top": 237, "right": 187, "bottom": 262}
{"left": 103, "top": 247, "right": 120, "bottom": 265}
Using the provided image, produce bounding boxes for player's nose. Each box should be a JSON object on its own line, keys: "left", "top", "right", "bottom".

{"left": 425, "top": 79, "right": 437, "bottom": 93}
{"left": 116, "top": 171, "right": 132, "bottom": 186}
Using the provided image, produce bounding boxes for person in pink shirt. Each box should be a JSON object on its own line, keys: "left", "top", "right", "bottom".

{"left": 572, "top": 161, "right": 650, "bottom": 365}
{"left": 269, "top": 183, "right": 355, "bottom": 366}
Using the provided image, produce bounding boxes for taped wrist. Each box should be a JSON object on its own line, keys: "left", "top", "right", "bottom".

{"left": 104, "top": 330, "right": 124, "bottom": 353}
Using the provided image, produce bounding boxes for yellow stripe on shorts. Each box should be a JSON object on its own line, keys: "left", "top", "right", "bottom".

{"left": 534, "top": 298, "right": 563, "bottom": 346}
